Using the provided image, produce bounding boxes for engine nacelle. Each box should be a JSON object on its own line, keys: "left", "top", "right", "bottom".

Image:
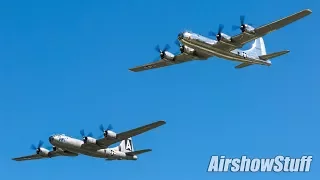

{"left": 104, "top": 130, "right": 117, "bottom": 139}
{"left": 38, "top": 147, "right": 50, "bottom": 156}
{"left": 83, "top": 137, "right": 97, "bottom": 144}
{"left": 242, "top": 24, "right": 255, "bottom": 34}
{"left": 53, "top": 146, "right": 64, "bottom": 152}
{"left": 182, "top": 45, "right": 195, "bottom": 55}
{"left": 161, "top": 51, "right": 174, "bottom": 61}
{"left": 220, "top": 33, "right": 232, "bottom": 42}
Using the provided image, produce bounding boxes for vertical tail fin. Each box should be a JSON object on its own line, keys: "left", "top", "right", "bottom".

{"left": 244, "top": 37, "right": 267, "bottom": 57}
{"left": 118, "top": 137, "right": 134, "bottom": 153}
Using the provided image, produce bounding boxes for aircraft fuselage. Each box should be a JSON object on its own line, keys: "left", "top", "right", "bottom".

{"left": 49, "top": 134, "right": 137, "bottom": 160}
{"left": 179, "top": 32, "right": 271, "bottom": 66}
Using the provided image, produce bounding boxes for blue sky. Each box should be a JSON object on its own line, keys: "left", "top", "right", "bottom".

{"left": 0, "top": 0, "right": 319, "bottom": 179}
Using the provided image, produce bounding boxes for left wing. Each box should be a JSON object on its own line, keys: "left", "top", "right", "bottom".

{"left": 96, "top": 120, "right": 166, "bottom": 148}
{"left": 12, "top": 154, "right": 47, "bottom": 161}
{"left": 12, "top": 150, "right": 78, "bottom": 162}
{"left": 129, "top": 53, "right": 207, "bottom": 72}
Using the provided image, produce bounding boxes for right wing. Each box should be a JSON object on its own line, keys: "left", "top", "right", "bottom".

{"left": 129, "top": 53, "right": 207, "bottom": 72}
{"left": 214, "top": 9, "right": 312, "bottom": 51}
{"left": 12, "top": 151, "right": 78, "bottom": 162}
{"left": 96, "top": 120, "right": 166, "bottom": 148}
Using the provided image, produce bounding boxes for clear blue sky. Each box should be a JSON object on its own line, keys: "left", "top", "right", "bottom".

{"left": 0, "top": 0, "right": 319, "bottom": 179}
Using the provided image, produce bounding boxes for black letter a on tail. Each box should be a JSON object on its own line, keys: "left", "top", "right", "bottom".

{"left": 125, "top": 139, "right": 132, "bottom": 151}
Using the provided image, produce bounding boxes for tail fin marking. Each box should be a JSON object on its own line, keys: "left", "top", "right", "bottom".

{"left": 118, "top": 138, "right": 134, "bottom": 153}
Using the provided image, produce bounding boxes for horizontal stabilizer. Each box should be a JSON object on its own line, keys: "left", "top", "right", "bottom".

{"left": 126, "top": 149, "right": 152, "bottom": 156}
{"left": 235, "top": 62, "right": 252, "bottom": 69}
{"left": 259, "top": 50, "right": 290, "bottom": 60}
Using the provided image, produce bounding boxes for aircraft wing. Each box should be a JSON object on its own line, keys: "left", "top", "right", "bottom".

{"left": 96, "top": 120, "right": 166, "bottom": 148}
{"left": 12, "top": 154, "right": 47, "bottom": 161}
{"left": 129, "top": 53, "right": 208, "bottom": 72}
{"left": 218, "top": 9, "right": 312, "bottom": 51}
{"left": 12, "top": 151, "right": 78, "bottom": 162}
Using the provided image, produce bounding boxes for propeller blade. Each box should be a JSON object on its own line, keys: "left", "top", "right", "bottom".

{"left": 154, "top": 45, "right": 161, "bottom": 52}
{"left": 163, "top": 44, "right": 170, "bottom": 52}
{"left": 99, "top": 124, "right": 104, "bottom": 132}
{"left": 218, "top": 24, "right": 224, "bottom": 33}
{"left": 31, "top": 144, "right": 37, "bottom": 150}
{"left": 80, "top": 129, "right": 85, "bottom": 137}
{"left": 240, "top": 15, "right": 245, "bottom": 25}
{"left": 107, "top": 124, "right": 113, "bottom": 130}
{"left": 38, "top": 140, "right": 44, "bottom": 148}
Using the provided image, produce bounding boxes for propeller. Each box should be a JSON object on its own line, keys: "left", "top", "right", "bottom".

{"left": 80, "top": 129, "right": 93, "bottom": 142}
{"left": 154, "top": 44, "right": 170, "bottom": 59}
{"left": 174, "top": 40, "right": 184, "bottom": 53}
{"left": 30, "top": 140, "right": 44, "bottom": 154}
{"left": 209, "top": 24, "right": 224, "bottom": 41}
{"left": 99, "top": 124, "right": 113, "bottom": 138}
{"left": 232, "top": 15, "right": 253, "bottom": 32}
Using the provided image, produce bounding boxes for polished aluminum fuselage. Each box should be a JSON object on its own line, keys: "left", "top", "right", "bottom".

{"left": 179, "top": 31, "right": 271, "bottom": 66}
{"left": 49, "top": 134, "right": 136, "bottom": 160}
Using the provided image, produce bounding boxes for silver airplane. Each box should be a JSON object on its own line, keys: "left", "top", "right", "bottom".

{"left": 129, "top": 9, "right": 312, "bottom": 72}
{"left": 12, "top": 120, "right": 166, "bottom": 161}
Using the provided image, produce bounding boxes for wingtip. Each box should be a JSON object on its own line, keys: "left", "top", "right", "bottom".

{"left": 301, "top": 9, "right": 312, "bottom": 15}
{"left": 304, "top": 9, "right": 312, "bottom": 13}
{"left": 157, "top": 120, "right": 166, "bottom": 125}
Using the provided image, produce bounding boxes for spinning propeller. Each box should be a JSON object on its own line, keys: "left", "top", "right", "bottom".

{"left": 99, "top": 124, "right": 113, "bottom": 138}
{"left": 154, "top": 44, "right": 170, "bottom": 59}
{"left": 232, "top": 15, "right": 253, "bottom": 32}
{"left": 209, "top": 24, "right": 224, "bottom": 41}
{"left": 80, "top": 129, "right": 93, "bottom": 142}
{"left": 30, "top": 140, "right": 44, "bottom": 154}
{"left": 174, "top": 40, "right": 184, "bottom": 53}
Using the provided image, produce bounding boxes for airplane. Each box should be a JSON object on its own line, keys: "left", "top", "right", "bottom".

{"left": 12, "top": 120, "right": 166, "bottom": 161}
{"left": 129, "top": 9, "right": 312, "bottom": 72}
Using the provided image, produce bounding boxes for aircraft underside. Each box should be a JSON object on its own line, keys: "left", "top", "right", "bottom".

{"left": 180, "top": 39, "right": 271, "bottom": 66}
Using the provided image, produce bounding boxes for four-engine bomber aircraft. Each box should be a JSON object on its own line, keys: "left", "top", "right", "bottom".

{"left": 129, "top": 9, "right": 312, "bottom": 72}
{"left": 12, "top": 120, "right": 166, "bottom": 161}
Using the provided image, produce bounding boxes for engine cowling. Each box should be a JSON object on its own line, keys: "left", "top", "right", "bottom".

{"left": 83, "top": 137, "right": 97, "bottom": 144}
{"left": 37, "top": 147, "right": 50, "bottom": 156}
{"left": 104, "top": 130, "right": 117, "bottom": 139}
{"left": 160, "top": 51, "right": 174, "bottom": 61}
{"left": 220, "top": 33, "right": 232, "bottom": 42}
{"left": 241, "top": 24, "right": 255, "bottom": 34}
{"left": 180, "top": 45, "right": 195, "bottom": 55}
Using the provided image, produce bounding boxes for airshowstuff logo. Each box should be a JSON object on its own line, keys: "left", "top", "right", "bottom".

{"left": 207, "top": 155, "right": 312, "bottom": 172}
